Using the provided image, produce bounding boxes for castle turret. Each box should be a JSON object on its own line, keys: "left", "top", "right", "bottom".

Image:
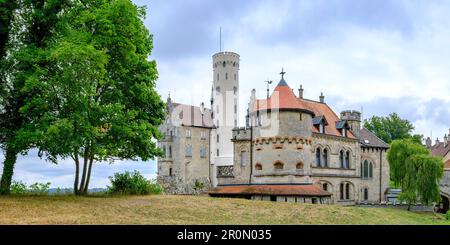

{"left": 210, "top": 51, "right": 240, "bottom": 186}
{"left": 340, "top": 110, "right": 362, "bottom": 139}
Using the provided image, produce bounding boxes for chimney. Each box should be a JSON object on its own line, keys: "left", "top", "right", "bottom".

{"left": 298, "top": 85, "right": 304, "bottom": 99}
{"left": 435, "top": 138, "right": 440, "bottom": 146}
{"left": 425, "top": 137, "right": 432, "bottom": 148}
{"left": 319, "top": 92, "right": 325, "bottom": 103}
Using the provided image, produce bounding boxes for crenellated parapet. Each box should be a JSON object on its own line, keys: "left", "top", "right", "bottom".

{"left": 253, "top": 136, "right": 312, "bottom": 145}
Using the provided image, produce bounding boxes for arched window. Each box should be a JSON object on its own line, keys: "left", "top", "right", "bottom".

{"left": 162, "top": 145, "right": 166, "bottom": 157}
{"left": 345, "top": 151, "right": 350, "bottom": 168}
{"left": 274, "top": 161, "right": 284, "bottom": 170}
{"left": 340, "top": 183, "right": 344, "bottom": 200}
{"left": 364, "top": 188, "right": 369, "bottom": 200}
{"left": 255, "top": 163, "right": 262, "bottom": 170}
{"left": 322, "top": 148, "right": 328, "bottom": 167}
{"left": 345, "top": 183, "right": 350, "bottom": 200}
{"left": 217, "top": 73, "right": 219, "bottom": 81}
{"left": 223, "top": 61, "right": 226, "bottom": 67}
{"left": 296, "top": 162, "right": 304, "bottom": 170}
{"left": 234, "top": 74, "right": 236, "bottom": 80}
{"left": 233, "top": 86, "right": 237, "bottom": 95}
{"left": 362, "top": 160, "right": 373, "bottom": 178}
{"left": 316, "top": 148, "right": 321, "bottom": 167}
{"left": 339, "top": 150, "right": 344, "bottom": 168}
{"left": 168, "top": 145, "right": 172, "bottom": 157}
{"left": 216, "top": 86, "right": 220, "bottom": 94}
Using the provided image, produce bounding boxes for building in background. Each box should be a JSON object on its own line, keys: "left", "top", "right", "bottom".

{"left": 210, "top": 70, "right": 390, "bottom": 204}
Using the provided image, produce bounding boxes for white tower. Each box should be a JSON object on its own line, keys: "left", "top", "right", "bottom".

{"left": 210, "top": 51, "right": 240, "bottom": 187}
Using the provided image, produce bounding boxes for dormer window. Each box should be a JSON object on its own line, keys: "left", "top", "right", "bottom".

{"left": 319, "top": 123, "right": 324, "bottom": 133}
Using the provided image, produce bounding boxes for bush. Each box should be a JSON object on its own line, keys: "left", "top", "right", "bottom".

{"left": 28, "top": 182, "right": 51, "bottom": 195}
{"left": 107, "top": 171, "right": 163, "bottom": 195}
{"left": 10, "top": 181, "right": 51, "bottom": 195}
{"left": 446, "top": 211, "right": 450, "bottom": 220}
{"left": 10, "top": 181, "right": 27, "bottom": 195}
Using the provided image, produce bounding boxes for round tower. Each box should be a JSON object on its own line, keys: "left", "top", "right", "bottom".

{"left": 210, "top": 52, "right": 240, "bottom": 186}
{"left": 340, "top": 110, "right": 361, "bottom": 139}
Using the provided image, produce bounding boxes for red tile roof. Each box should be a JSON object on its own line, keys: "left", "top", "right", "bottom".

{"left": 208, "top": 184, "right": 331, "bottom": 197}
{"left": 430, "top": 142, "right": 450, "bottom": 158}
{"left": 252, "top": 79, "right": 356, "bottom": 139}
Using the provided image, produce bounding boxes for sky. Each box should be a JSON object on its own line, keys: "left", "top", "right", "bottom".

{"left": 1, "top": 0, "right": 450, "bottom": 188}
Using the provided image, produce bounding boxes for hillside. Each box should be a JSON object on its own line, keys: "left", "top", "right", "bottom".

{"left": 0, "top": 195, "right": 448, "bottom": 225}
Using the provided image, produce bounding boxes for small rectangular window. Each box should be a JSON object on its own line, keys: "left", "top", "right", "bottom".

{"left": 186, "top": 129, "right": 191, "bottom": 138}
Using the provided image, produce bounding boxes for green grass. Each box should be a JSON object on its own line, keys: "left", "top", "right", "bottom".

{"left": 0, "top": 195, "right": 448, "bottom": 224}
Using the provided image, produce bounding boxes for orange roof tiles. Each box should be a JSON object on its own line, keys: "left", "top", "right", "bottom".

{"left": 252, "top": 78, "right": 356, "bottom": 139}
{"left": 208, "top": 184, "right": 331, "bottom": 197}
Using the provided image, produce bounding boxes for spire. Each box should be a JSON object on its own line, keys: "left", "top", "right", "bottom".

{"left": 280, "top": 67, "right": 285, "bottom": 79}
{"left": 276, "top": 67, "right": 288, "bottom": 86}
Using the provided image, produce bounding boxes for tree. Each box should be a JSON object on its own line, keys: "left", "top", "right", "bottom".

{"left": 387, "top": 139, "right": 429, "bottom": 189}
{"left": 0, "top": 0, "right": 69, "bottom": 194}
{"left": 364, "top": 113, "right": 422, "bottom": 144}
{"left": 19, "top": 0, "right": 165, "bottom": 195}
{"left": 387, "top": 139, "right": 444, "bottom": 210}
{"left": 400, "top": 154, "right": 443, "bottom": 210}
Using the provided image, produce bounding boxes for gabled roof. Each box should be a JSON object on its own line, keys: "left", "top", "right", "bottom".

{"left": 335, "top": 120, "right": 349, "bottom": 130}
{"left": 208, "top": 184, "right": 332, "bottom": 197}
{"left": 359, "top": 128, "right": 389, "bottom": 148}
{"left": 312, "top": 115, "right": 328, "bottom": 125}
{"left": 429, "top": 142, "right": 450, "bottom": 158}
{"left": 170, "top": 103, "right": 214, "bottom": 128}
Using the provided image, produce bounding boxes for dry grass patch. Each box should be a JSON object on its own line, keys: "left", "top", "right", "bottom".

{"left": 0, "top": 195, "right": 448, "bottom": 225}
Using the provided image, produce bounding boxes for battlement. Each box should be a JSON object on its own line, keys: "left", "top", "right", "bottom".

{"left": 232, "top": 127, "right": 251, "bottom": 141}
{"left": 340, "top": 110, "right": 361, "bottom": 121}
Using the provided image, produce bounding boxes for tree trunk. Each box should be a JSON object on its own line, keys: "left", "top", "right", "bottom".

{"left": 78, "top": 148, "right": 89, "bottom": 195}
{"left": 0, "top": 147, "right": 18, "bottom": 195}
{"left": 74, "top": 155, "right": 80, "bottom": 195}
{"left": 83, "top": 155, "right": 94, "bottom": 194}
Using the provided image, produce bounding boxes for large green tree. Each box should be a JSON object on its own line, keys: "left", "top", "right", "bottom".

{"left": 20, "top": 0, "right": 165, "bottom": 195}
{"left": 364, "top": 113, "right": 422, "bottom": 144}
{"left": 0, "top": 0, "right": 69, "bottom": 194}
{"left": 400, "top": 154, "right": 443, "bottom": 210}
{"left": 387, "top": 139, "right": 444, "bottom": 210}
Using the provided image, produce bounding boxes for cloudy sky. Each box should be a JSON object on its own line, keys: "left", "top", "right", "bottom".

{"left": 1, "top": 0, "right": 450, "bottom": 188}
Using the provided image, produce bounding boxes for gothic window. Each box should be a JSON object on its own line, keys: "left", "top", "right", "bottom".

{"left": 340, "top": 183, "right": 344, "bottom": 200}
{"left": 255, "top": 163, "right": 262, "bottom": 170}
{"left": 296, "top": 162, "right": 304, "bottom": 170}
{"left": 339, "top": 150, "right": 344, "bottom": 168}
{"left": 362, "top": 160, "right": 373, "bottom": 178}
{"left": 274, "top": 161, "right": 284, "bottom": 170}
{"left": 345, "top": 151, "right": 350, "bottom": 168}
{"left": 364, "top": 188, "right": 369, "bottom": 201}
{"left": 316, "top": 148, "right": 321, "bottom": 167}
{"left": 345, "top": 183, "right": 350, "bottom": 200}
{"left": 322, "top": 148, "right": 328, "bottom": 167}
{"left": 162, "top": 145, "right": 166, "bottom": 157}
{"left": 168, "top": 145, "right": 172, "bottom": 158}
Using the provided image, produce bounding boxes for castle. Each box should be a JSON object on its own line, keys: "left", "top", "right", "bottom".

{"left": 157, "top": 51, "right": 390, "bottom": 204}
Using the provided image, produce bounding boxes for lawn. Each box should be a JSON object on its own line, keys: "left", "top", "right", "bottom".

{"left": 0, "top": 195, "right": 448, "bottom": 225}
